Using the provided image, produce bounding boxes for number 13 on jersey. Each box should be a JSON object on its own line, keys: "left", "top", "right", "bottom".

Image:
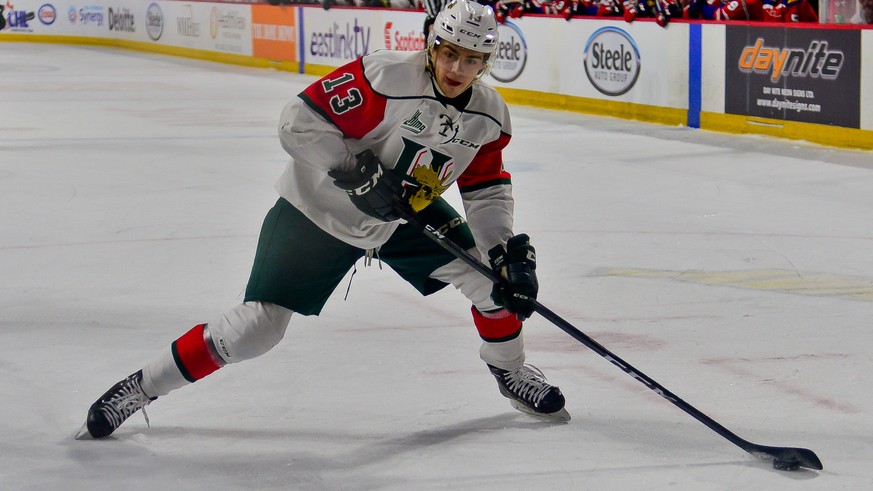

{"left": 321, "top": 73, "right": 363, "bottom": 115}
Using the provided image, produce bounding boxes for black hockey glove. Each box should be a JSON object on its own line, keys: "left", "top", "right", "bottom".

{"left": 328, "top": 149, "right": 412, "bottom": 222}
{"left": 488, "top": 234, "right": 538, "bottom": 321}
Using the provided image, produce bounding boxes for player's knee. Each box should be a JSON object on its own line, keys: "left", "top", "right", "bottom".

{"left": 208, "top": 302, "right": 292, "bottom": 363}
{"left": 433, "top": 257, "right": 495, "bottom": 307}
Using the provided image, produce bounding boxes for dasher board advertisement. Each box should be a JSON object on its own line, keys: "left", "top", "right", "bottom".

{"left": 725, "top": 26, "right": 861, "bottom": 129}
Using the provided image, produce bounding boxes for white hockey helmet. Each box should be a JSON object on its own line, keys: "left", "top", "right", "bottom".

{"left": 428, "top": 0, "right": 499, "bottom": 75}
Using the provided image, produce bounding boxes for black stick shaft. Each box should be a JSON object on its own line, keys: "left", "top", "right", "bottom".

{"left": 405, "top": 216, "right": 822, "bottom": 470}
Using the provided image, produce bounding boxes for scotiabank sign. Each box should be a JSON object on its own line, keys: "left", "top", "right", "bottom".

{"left": 383, "top": 21, "right": 424, "bottom": 51}
{"left": 725, "top": 26, "right": 861, "bottom": 128}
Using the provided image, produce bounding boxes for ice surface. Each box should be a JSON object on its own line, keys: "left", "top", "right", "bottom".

{"left": 1, "top": 43, "right": 872, "bottom": 490}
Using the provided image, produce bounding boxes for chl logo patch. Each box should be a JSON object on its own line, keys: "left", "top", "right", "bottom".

{"left": 401, "top": 110, "right": 427, "bottom": 134}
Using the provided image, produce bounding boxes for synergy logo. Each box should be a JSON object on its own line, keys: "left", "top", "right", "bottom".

{"left": 490, "top": 21, "right": 526, "bottom": 83}
{"left": 383, "top": 22, "right": 424, "bottom": 51}
{"left": 145, "top": 2, "right": 162, "bottom": 40}
{"left": 738, "top": 38, "right": 844, "bottom": 83}
{"left": 69, "top": 5, "right": 103, "bottom": 27}
{"left": 583, "top": 27, "right": 641, "bottom": 97}
{"left": 82, "top": 5, "right": 102, "bottom": 26}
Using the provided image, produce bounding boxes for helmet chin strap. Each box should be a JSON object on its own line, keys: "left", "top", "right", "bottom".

{"left": 426, "top": 47, "right": 450, "bottom": 97}
{"left": 431, "top": 74, "right": 448, "bottom": 97}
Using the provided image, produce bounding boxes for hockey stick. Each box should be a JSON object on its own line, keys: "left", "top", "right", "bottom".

{"left": 403, "top": 214, "right": 823, "bottom": 471}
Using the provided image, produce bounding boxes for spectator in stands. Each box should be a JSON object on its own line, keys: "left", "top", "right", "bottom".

{"left": 854, "top": 0, "right": 873, "bottom": 22}
{"left": 423, "top": 0, "right": 449, "bottom": 33}
{"left": 623, "top": 0, "right": 682, "bottom": 26}
{"left": 504, "top": 0, "right": 624, "bottom": 21}
{"left": 683, "top": 0, "right": 818, "bottom": 21}
{"left": 780, "top": 0, "right": 819, "bottom": 21}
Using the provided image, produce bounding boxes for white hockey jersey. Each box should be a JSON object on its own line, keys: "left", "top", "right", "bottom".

{"left": 276, "top": 49, "right": 515, "bottom": 257}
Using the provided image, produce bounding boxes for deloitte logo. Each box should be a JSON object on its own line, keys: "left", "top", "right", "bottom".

{"left": 489, "top": 22, "right": 526, "bottom": 83}
{"left": 145, "top": 2, "right": 163, "bottom": 41}
{"left": 583, "top": 27, "right": 641, "bottom": 97}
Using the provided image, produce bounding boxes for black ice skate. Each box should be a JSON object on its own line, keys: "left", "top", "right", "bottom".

{"left": 75, "top": 370, "right": 156, "bottom": 439}
{"left": 488, "top": 364, "right": 570, "bottom": 422}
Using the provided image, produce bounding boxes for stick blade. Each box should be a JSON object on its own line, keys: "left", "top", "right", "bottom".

{"left": 750, "top": 446, "right": 823, "bottom": 471}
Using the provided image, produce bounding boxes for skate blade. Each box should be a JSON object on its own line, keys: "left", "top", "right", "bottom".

{"left": 509, "top": 400, "right": 571, "bottom": 423}
{"left": 74, "top": 423, "right": 94, "bottom": 440}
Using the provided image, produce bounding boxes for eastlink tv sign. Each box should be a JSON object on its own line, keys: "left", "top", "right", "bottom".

{"left": 308, "top": 15, "right": 372, "bottom": 62}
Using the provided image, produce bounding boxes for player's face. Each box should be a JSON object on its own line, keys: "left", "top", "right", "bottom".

{"left": 431, "top": 42, "right": 487, "bottom": 99}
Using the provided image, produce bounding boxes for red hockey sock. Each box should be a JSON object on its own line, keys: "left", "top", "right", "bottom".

{"left": 471, "top": 306, "right": 522, "bottom": 342}
{"left": 171, "top": 324, "right": 224, "bottom": 383}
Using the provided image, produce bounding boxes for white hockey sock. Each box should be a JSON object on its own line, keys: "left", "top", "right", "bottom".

{"left": 141, "top": 346, "right": 188, "bottom": 398}
{"left": 140, "top": 302, "right": 293, "bottom": 397}
{"left": 479, "top": 334, "right": 525, "bottom": 371}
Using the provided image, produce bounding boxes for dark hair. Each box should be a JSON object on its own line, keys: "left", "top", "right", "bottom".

{"left": 423, "top": 16, "right": 436, "bottom": 35}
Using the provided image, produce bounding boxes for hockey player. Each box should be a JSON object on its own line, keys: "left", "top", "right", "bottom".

{"left": 77, "top": 0, "right": 569, "bottom": 440}
{"left": 860, "top": 0, "right": 873, "bottom": 23}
